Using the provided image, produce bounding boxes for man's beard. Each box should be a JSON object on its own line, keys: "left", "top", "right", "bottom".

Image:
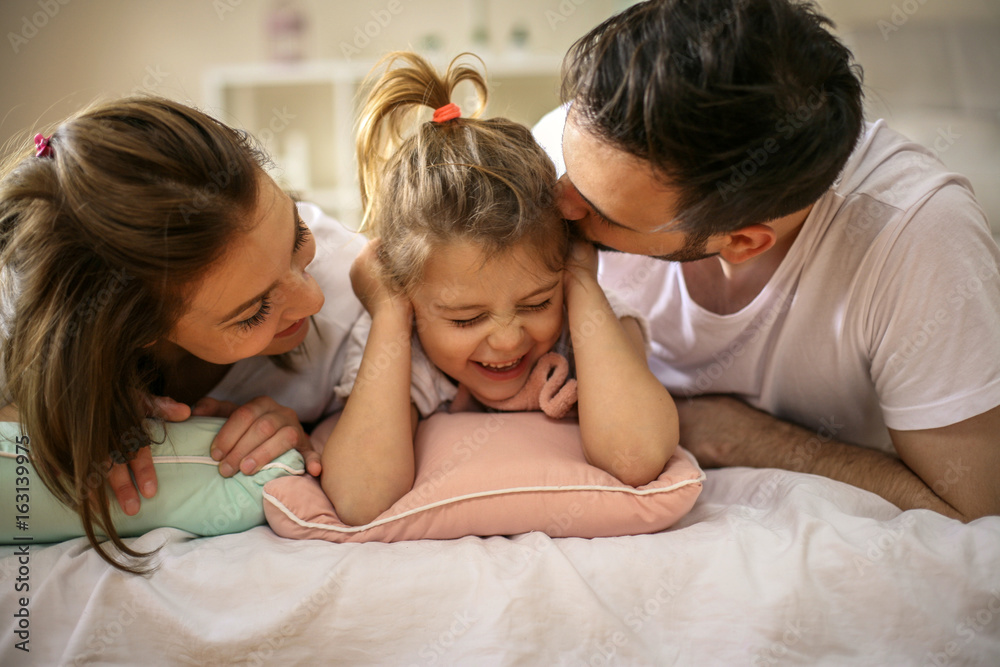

{"left": 592, "top": 230, "right": 717, "bottom": 263}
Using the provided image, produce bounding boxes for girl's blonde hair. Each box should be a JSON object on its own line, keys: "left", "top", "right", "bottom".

{"left": 0, "top": 96, "right": 269, "bottom": 573}
{"left": 356, "top": 51, "right": 569, "bottom": 294}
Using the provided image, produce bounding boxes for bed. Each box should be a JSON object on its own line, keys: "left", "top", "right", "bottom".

{"left": 3, "top": 459, "right": 999, "bottom": 666}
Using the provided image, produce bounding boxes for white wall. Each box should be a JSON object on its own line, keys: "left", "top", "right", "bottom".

{"left": 1, "top": 0, "right": 997, "bottom": 231}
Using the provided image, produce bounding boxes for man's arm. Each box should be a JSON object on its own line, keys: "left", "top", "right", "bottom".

{"left": 676, "top": 396, "right": 1000, "bottom": 521}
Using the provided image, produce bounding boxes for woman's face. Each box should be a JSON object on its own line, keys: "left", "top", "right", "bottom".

{"left": 166, "top": 172, "right": 324, "bottom": 364}
{"left": 411, "top": 240, "right": 564, "bottom": 404}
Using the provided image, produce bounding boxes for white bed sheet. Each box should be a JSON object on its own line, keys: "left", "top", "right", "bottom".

{"left": 2, "top": 467, "right": 999, "bottom": 666}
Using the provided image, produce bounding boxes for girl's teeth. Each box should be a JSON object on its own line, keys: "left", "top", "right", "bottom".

{"left": 482, "top": 359, "right": 519, "bottom": 370}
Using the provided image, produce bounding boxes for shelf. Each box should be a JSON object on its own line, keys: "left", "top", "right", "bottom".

{"left": 202, "top": 54, "right": 562, "bottom": 229}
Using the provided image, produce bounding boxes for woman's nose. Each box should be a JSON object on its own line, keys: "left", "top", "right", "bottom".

{"left": 285, "top": 270, "right": 325, "bottom": 319}
{"left": 555, "top": 175, "right": 590, "bottom": 222}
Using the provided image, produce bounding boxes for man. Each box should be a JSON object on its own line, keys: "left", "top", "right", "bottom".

{"left": 533, "top": 0, "right": 1000, "bottom": 520}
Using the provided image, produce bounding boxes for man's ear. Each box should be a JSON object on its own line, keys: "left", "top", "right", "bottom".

{"left": 716, "top": 224, "right": 777, "bottom": 264}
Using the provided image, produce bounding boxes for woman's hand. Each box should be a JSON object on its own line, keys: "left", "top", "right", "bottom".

{"left": 108, "top": 395, "right": 191, "bottom": 516}
{"left": 194, "top": 395, "right": 320, "bottom": 478}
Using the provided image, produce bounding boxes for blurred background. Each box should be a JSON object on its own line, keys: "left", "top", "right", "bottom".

{"left": 1, "top": 0, "right": 997, "bottom": 234}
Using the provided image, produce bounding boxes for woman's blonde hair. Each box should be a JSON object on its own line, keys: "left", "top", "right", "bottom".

{"left": 0, "top": 96, "right": 269, "bottom": 573}
{"left": 356, "top": 51, "right": 569, "bottom": 294}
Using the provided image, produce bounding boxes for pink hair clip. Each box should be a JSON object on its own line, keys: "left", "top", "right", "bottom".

{"left": 432, "top": 103, "right": 461, "bottom": 123}
{"left": 34, "top": 133, "right": 53, "bottom": 158}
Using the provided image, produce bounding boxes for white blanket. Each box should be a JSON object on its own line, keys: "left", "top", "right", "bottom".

{"left": 3, "top": 467, "right": 999, "bottom": 666}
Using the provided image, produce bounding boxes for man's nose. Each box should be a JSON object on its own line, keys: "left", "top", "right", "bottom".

{"left": 555, "top": 175, "right": 590, "bottom": 221}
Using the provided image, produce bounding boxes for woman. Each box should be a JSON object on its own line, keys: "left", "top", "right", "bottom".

{"left": 0, "top": 96, "right": 365, "bottom": 570}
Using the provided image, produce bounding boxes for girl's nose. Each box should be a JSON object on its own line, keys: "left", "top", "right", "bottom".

{"left": 487, "top": 317, "right": 525, "bottom": 353}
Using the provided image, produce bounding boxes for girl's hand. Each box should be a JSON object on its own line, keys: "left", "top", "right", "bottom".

{"left": 108, "top": 395, "right": 192, "bottom": 516}
{"left": 194, "top": 396, "right": 320, "bottom": 478}
{"left": 563, "top": 239, "right": 600, "bottom": 306}
{"left": 350, "top": 240, "right": 411, "bottom": 318}
{"left": 567, "top": 238, "right": 600, "bottom": 279}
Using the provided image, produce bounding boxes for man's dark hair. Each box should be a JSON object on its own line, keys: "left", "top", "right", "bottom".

{"left": 562, "top": 0, "right": 864, "bottom": 235}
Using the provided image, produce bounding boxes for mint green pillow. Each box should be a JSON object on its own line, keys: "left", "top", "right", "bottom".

{"left": 0, "top": 416, "right": 305, "bottom": 544}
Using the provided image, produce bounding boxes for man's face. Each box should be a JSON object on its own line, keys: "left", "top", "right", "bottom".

{"left": 559, "top": 113, "right": 718, "bottom": 262}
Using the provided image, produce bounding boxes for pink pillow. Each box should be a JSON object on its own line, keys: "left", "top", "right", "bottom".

{"left": 264, "top": 411, "right": 704, "bottom": 542}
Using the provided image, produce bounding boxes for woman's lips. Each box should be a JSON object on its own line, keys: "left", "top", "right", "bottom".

{"left": 274, "top": 318, "right": 306, "bottom": 339}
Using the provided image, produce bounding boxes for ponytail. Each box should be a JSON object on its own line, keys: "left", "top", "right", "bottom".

{"left": 355, "top": 52, "right": 568, "bottom": 295}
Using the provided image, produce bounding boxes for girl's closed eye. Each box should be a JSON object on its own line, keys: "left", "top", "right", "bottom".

{"left": 236, "top": 296, "right": 272, "bottom": 331}
{"left": 520, "top": 298, "right": 552, "bottom": 313}
{"left": 450, "top": 313, "right": 485, "bottom": 328}
{"left": 450, "top": 299, "right": 552, "bottom": 328}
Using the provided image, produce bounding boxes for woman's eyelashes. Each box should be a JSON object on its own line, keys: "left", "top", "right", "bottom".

{"left": 236, "top": 295, "right": 272, "bottom": 332}
{"left": 449, "top": 298, "right": 553, "bottom": 328}
{"left": 293, "top": 216, "right": 311, "bottom": 252}
{"left": 233, "top": 217, "right": 312, "bottom": 332}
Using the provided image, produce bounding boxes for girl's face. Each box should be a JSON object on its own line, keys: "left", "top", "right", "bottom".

{"left": 166, "top": 172, "right": 324, "bottom": 364}
{"left": 412, "top": 239, "right": 564, "bottom": 404}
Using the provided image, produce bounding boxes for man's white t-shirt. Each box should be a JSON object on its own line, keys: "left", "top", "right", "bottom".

{"left": 208, "top": 202, "right": 366, "bottom": 424}
{"left": 534, "top": 107, "right": 1000, "bottom": 452}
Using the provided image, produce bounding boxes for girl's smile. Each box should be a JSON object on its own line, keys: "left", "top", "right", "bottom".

{"left": 411, "top": 240, "right": 564, "bottom": 405}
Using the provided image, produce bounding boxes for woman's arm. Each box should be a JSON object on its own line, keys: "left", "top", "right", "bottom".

{"left": 565, "top": 241, "right": 679, "bottom": 486}
{"left": 320, "top": 242, "right": 419, "bottom": 526}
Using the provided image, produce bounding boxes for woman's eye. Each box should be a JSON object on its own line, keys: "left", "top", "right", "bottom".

{"left": 293, "top": 215, "right": 311, "bottom": 252}
{"left": 236, "top": 296, "right": 272, "bottom": 332}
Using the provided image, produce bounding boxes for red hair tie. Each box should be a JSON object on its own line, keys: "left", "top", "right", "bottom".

{"left": 432, "top": 103, "right": 461, "bottom": 123}
{"left": 34, "top": 133, "right": 53, "bottom": 158}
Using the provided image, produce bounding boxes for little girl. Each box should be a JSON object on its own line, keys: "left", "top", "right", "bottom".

{"left": 321, "top": 52, "right": 679, "bottom": 526}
